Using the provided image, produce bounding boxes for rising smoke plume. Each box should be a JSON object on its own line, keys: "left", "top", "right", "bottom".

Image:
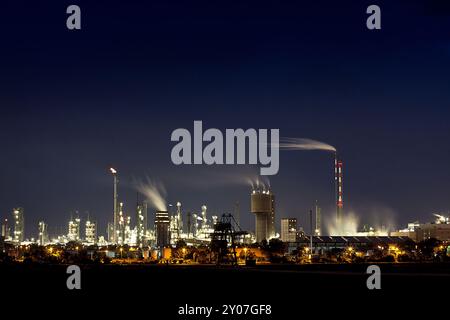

{"left": 135, "top": 177, "right": 167, "bottom": 211}
{"left": 279, "top": 137, "right": 336, "bottom": 152}
{"left": 247, "top": 175, "right": 270, "bottom": 190}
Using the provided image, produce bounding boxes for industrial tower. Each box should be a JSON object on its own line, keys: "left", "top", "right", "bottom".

{"left": 13, "top": 208, "right": 24, "bottom": 243}
{"left": 334, "top": 154, "right": 344, "bottom": 224}
{"left": 155, "top": 210, "right": 170, "bottom": 247}
{"left": 38, "top": 221, "right": 48, "bottom": 246}
{"left": 315, "top": 201, "right": 321, "bottom": 236}
{"left": 136, "top": 201, "right": 148, "bottom": 247}
{"left": 251, "top": 187, "right": 275, "bottom": 243}
{"left": 110, "top": 167, "right": 119, "bottom": 244}
{"left": 210, "top": 213, "right": 248, "bottom": 265}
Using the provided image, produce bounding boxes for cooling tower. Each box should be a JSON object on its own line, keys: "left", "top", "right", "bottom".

{"left": 251, "top": 189, "right": 275, "bottom": 243}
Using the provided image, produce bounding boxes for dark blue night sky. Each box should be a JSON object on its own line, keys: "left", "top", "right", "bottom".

{"left": 1, "top": 0, "right": 450, "bottom": 238}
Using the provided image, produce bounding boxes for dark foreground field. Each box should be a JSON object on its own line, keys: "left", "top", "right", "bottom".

{"left": 1, "top": 263, "right": 448, "bottom": 317}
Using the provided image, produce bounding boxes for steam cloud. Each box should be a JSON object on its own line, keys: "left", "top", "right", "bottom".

{"left": 247, "top": 176, "right": 270, "bottom": 190}
{"left": 326, "top": 209, "right": 396, "bottom": 236}
{"left": 279, "top": 137, "right": 336, "bottom": 152}
{"left": 136, "top": 177, "right": 167, "bottom": 211}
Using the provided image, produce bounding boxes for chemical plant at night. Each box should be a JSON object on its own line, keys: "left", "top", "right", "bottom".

{"left": 1, "top": 157, "right": 450, "bottom": 266}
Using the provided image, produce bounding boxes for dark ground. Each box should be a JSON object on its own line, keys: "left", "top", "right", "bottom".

{"left": 1, "top": 262, "right": 448, "bottom": 317}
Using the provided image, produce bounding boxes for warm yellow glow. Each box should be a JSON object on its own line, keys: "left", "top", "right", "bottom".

{"left": 389, "top": 245, "right": 399, "bottom": 252}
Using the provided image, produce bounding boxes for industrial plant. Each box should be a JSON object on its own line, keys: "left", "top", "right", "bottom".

{"left": 1, "top": 155, "right": 450, "bottom": 266}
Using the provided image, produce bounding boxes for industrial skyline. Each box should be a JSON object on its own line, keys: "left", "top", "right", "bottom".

{"left": 1, "top": 159, "right": 449, "bottom": 247}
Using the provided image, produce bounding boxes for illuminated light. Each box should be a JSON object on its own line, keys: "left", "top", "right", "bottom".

{"left": 110, "top": 167, "right": 117, "bottom": 174}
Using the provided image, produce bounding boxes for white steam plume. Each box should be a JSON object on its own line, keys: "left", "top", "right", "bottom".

{"left": 279, "top": 137, "right": 336, "bottom": 152}
{"left": 248, "top": 176, "right": 270, "bottom": 190}
{"left": 136, "top": 177, "right": 167, "bottom": 211}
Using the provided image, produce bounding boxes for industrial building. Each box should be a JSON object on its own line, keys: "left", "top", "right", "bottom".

{"left": 281, "top": 218, "right": 297, "bottom": 242}
{"left": 1, "top": 218, "right": 10, "bottom": 240}
{"left": 415, "top": 223, "right": 450, "bottom": 241}
{"left": 38, "top": 221, "right": 48, "bottom": 246}
{"left": 296, "top": 235, "right": 411, "bottom": 252}
{"left": 170, "top": 202, "right": 183, "bottom": 242}
{"left": 85, "top": 219, "right": 97, "bottom": 244}
{"left": 68, "top": 218, "right": 81, "bottom": 241}
{"left": 13, "top": 208, "right": 24, "bottom": 243}
{"left": 136, "top": 202, "right": 148, "bottom": 247}
{"left": 155, "top": 210, "right": 170, "bottom": 247}
{"left": 251, "top": 187, "right": 275, "bottom": 243}
{"left": 391, "top": 215, "right": 450, "bottom": 241}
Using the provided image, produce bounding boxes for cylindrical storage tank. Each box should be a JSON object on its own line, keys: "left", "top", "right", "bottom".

{"left": 251, "top": 190, "right": 275, "bottom": 242}
{"left": 251, "top": 193, "right": 272, "bottom": 213}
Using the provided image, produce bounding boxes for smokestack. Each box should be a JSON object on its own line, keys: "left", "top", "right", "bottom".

{"left": 110, "top": 168, "right": 119, "bottom": 244}
{"left": 315, "top": 200, "right": 321, "bottom": 236}
{"left": 334, "top": 153, "right": 343, "bottom": 224}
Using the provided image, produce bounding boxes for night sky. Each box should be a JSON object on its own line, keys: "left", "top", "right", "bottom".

{"left": 1, "top": 0, "right": 450, "bottom": 238}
